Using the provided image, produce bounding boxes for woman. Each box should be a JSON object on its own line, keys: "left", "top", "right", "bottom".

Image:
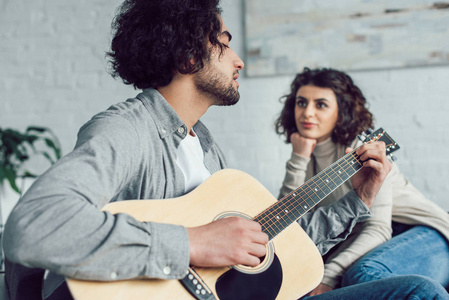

{"left": 275, "top": 67, "right": 449, "bottom": 296}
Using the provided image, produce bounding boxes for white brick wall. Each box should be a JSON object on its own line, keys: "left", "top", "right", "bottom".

{"left": 213, "top": 0, "right": 449, "bottom": 211}
{"left": 1, "top": 0, "right": 448, "bottom": 217}
{"left": 0, "top": 0, "right": 134, "bottom": 150}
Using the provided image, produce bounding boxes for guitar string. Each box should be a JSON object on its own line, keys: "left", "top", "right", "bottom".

{"left": 258, "top": 152, "right": 361, "bottom": 238}
{"left": 253, "top": 157, "right": 351, "bottom": 236}
{"left": 255, "top": 155, "right": 357, "bottom": 236}
{"left": 276, "top": 152, "right": 361, "bottom": 230}
{"left": 255, "top": 151, "right": 363, "bottom": 238}
{"left": 260, "top": 130, "right": 394, "bottom": 235}
{"left": 260, "top": 151, "right": 359, "bottom": 219}
{"left": 255, "top": 131, "right": 395, "bottom": 238}
{"left": 269, "top": 153, "right": 360, "bottom": 232}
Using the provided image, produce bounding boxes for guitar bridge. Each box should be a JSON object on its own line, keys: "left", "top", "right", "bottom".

{"left": 180, "top": 268, "right": 216, "bottom": 300}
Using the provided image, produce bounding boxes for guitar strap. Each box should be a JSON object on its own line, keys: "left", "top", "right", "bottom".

{"left": 179, "top": 268, "right": 216, "bottom": 300}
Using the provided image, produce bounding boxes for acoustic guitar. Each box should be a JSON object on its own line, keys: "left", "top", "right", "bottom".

{"left": 67, "top": 128, "right": 399, "bottom": 300}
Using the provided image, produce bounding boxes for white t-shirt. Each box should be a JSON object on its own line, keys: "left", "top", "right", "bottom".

{"left": 176, "top": 130, "right": 211, "bottom": 193}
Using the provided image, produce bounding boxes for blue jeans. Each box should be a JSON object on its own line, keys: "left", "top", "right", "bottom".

{"left": 342, "top": 224, "right": 449, "bottom": 290}
{"left": 303, "top": 275, "right": 449, "bottom": 299}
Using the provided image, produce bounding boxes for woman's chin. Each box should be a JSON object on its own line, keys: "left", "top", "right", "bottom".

{"left": 298, "top": 130, "right": 318, "bottom": 140}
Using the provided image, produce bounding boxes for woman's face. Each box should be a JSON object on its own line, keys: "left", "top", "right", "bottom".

{"left": 294, "top": 85, "right": 339, "bottom": 143}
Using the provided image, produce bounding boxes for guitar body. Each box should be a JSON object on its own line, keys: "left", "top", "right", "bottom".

{"left": 67, "top": 169, "right": 324, "bottom": 299}
{"left": 67, "top": 128, "right": 401, "bottom": 299}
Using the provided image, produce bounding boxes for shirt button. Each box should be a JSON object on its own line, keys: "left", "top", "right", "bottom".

{"left": 161, "top": 128, "right": 166, "bottom": 134}
{"left": 163, "top": 266, "right": 171, "bottom": 275}
{"left": 177, "top": 127, "right": 185, "bottom": 134}
{"left": 110, "top": 272, "right": 118, "bottom": 280}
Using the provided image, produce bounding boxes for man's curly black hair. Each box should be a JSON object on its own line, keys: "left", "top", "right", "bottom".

{"left": 107, "top": 0, "right": 224, "bottom": 89}
{"left": 275, "top": 67, "right": 374, "bottom": 146}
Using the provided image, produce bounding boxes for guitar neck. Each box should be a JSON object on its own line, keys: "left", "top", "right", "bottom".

{"left": 253, "top": 127, "right": 400, "bottom": 241}
{"left": 254, "top": 148, "right": 363, "bottom": 240}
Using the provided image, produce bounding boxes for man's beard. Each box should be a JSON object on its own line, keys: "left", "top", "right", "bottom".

{"left": 194, "top": 66, "right": 240, "bottom": 106}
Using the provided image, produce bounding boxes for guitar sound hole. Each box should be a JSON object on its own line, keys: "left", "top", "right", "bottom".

{"left": 215, "top": 254, "right": 283, "bottom": 300}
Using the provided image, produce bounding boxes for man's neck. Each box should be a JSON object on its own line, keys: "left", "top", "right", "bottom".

{"left": 157, "top": 74, "right": 211, "bottom": 133}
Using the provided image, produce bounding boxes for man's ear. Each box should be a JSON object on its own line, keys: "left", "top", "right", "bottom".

{"left": 177, "top": 54, "right": 198, "bottom": 74}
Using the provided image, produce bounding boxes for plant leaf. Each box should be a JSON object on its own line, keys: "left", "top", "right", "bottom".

{"left": 21, "top": 170, "right": 37, "bottom": 178}
{"left": 1, "top": 125, "right": 62, "bottom": 194}
{"left": 44, "top": 138, "right": 62, "bottom": 159}
{"left": 2, "top": 167, "right": 21, "bottom": 193}
{"left": 26, "top": 126, "right": 46, "bottom": 133}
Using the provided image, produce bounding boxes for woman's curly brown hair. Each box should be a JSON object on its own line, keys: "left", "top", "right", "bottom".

{"left": 107, "top": 0, "right": 224, "bottom": 89}
{"left": 275, "top": 67, "right": 374, "bottom": 146}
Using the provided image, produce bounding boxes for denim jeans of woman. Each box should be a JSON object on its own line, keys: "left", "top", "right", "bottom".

{"left": 342, "top": 223, "right": 449, "bottom": 290}
{"left": 302, "top": 274, "right": 449, "bottom": 300}
{"left": 302, "top": 223, "right": 449, "bottom": 299}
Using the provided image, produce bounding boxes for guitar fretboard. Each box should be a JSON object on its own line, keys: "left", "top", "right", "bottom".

{"left": 254, "top": 149, "right": 363, "bottom": 241}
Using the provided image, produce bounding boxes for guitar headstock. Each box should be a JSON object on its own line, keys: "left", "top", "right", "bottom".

{"left": 359, "top": 128, "right": 400, "bottom": 157}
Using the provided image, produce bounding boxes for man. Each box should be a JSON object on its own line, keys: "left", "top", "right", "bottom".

{"left": 4, "top": 0, "right": 448, "bottom": 299}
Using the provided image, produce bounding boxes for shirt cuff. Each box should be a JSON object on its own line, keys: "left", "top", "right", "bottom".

{"left": 289, "top": 152, "right": 311, "bottom": 169}
{"left": 302, "top": 190, "right": 371, "bottom": 256}
{"left": 334, "top": 190, "right": 371, "bottom": 223}
{"left": 146, "top": 222, "right": 190, "bottom": 279}
{"left": 321, "top": 269, "right": 340, "bottom": 288}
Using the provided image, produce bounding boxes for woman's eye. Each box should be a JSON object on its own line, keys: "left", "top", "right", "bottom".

{"left": 317, "top": 102, "right": 328, "bottom": 108}
{"left": 296, "top": 101, "right": 307, "bottom": 107}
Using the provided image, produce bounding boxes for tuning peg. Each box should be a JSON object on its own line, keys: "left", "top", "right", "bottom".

{"left": 365, "top": 128, "right": 374, "bottom": 135}
{"left": 358, "top": 128, "right": 374, "bottom": 142}
{"left": 389, "top": 154, "right": 397, "bottom": 162}
{"left": 357, "top": 134, "right": 366, "bottom": 142}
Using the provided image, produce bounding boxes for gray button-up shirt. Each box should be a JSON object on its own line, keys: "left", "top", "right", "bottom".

{"left": 4, "top": 89, "right": 370, "bottom": 284}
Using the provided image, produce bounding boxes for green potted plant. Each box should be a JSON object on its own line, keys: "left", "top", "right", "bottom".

{"left": 0, "top": 126, "right": 61, "bottom": 194}
{"left": 0, "top": 125, "right": 62, "bottom": 270}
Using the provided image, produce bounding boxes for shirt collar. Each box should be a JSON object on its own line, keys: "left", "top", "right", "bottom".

{"left": 137, "top": 88, "right": 214, "bottom": 151}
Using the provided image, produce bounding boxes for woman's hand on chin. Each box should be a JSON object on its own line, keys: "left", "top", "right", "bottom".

{"left": 291, "top": 132, "right": 317, "bottom": 158}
